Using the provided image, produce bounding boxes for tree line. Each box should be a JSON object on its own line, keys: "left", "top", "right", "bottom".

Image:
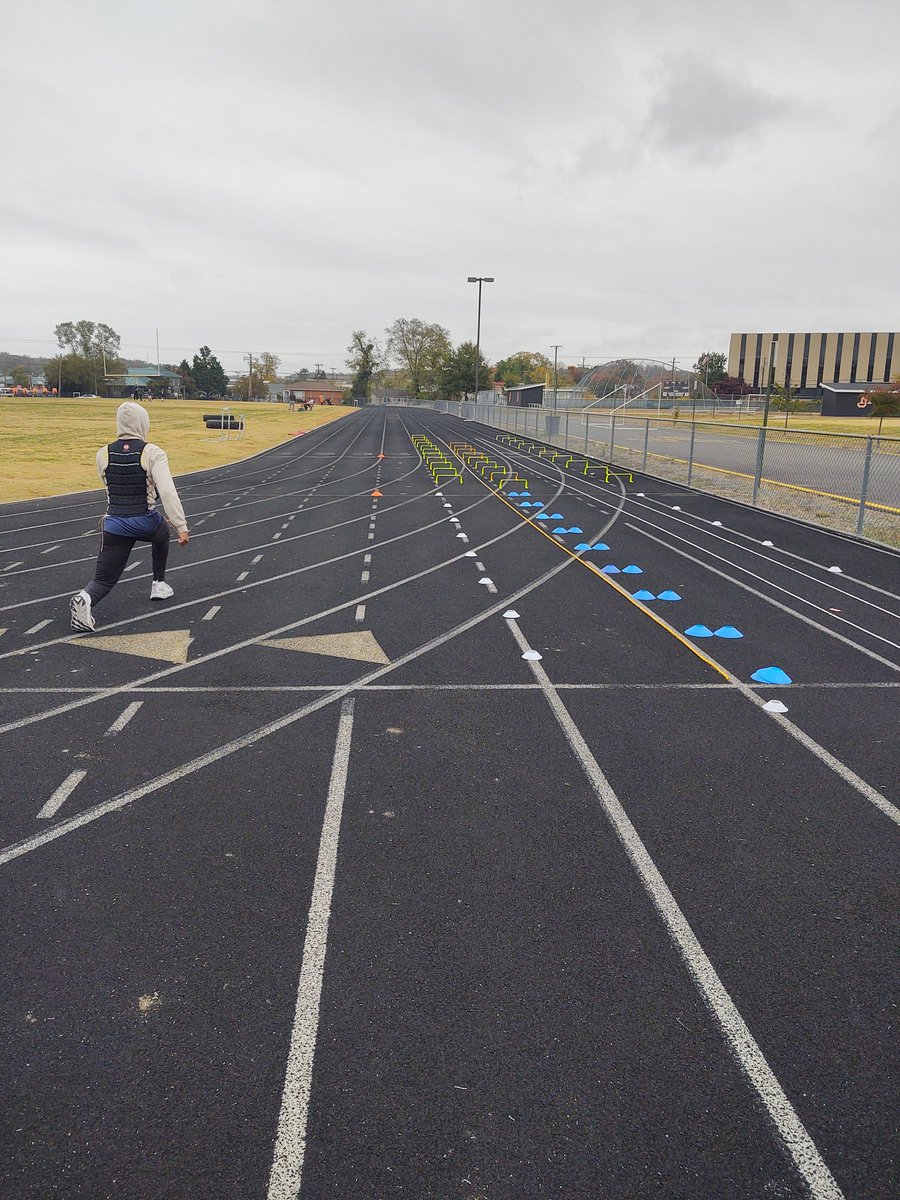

{"left": 346, "top": 319, "right": 568, "bottom": 403}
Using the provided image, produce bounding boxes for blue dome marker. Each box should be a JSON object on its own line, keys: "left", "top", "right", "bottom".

{"left": 656, "top": 590, "right": 681, "bottom": 601}
{"left": 552, "top": 526, "right": 568, "bottom": 534}
{"left": 508, "top": 491, "right": 520, "bottom": 497}
{"left": 685, "top": 624, "right": 714, "bottom": 637}
{"left": 751, "top": 666, "right": 793, "bottom": 685}
{"left": 520, "top": 491, "right": 531, "bottom": 496}
{"left": 549, "top": 513, "right": 564, "bottom": 520}
{"left": 567, "top": 526, "right": 584, "bottom": 534}
{"left": 536, "top": 514, "right": 551, "bottom": 520}
{"left": 621, "top": 565, "right": 643, "bottom": 574}
{"left": 632, "top": 590, "right": 656, "bottom": 600}
{"left": 575, "top": 543, "right": 591, "bottom": 551}
{"left": 600, "top": 564, "right": 620, "bottom": 573}
{"left": 714, "top": 626, "right": 743, "bottom": 639}
{"left": 590, "top": 543, "right": 610, "bottom": 551}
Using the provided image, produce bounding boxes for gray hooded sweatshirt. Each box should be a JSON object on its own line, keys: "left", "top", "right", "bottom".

{"left": 96, "top": 402, "right": 188, "bottom": 532}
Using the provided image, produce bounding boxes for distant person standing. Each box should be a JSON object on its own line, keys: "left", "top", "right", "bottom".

{"left": 70, "top": 401, "right": 189, "bottom": 632}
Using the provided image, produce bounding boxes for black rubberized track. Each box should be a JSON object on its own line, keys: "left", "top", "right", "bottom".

{"left": 0, "top": 407, "right": 897, "bottom": 1200}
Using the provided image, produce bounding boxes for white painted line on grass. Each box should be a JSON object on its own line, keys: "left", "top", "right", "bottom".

{"left": 24, "top": 620, "right": 52, "bottom": 635}
{"left": 267, "top": 698, "right": 355, "bottom": 1200}
{"left": 104, "top": 701, "right": 143, "bottom": 737}
{"left": 37, "top": 770, "right": 88, "bottom": 820}
{"left": 41, "top": 545, "right": 60, "bottom": 554}
{"left": 355, "top": 604, "right": 366, "bottom": 622}
{"left": 236, "top": 572, "right": 249, "bottom": 581}
{"left": 505, "top": 617, "right": 844, "bottom": 1200}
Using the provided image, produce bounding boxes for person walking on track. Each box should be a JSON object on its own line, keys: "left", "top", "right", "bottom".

{"left": 70, "top": 401, "right": 189, "bottom": 632}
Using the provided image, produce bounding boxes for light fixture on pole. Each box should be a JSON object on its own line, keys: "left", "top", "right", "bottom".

{"left": 551, "top": 345, "right": 562, "bottom": 409}
{"left": 467, "top": 276, "right": 494, "bottom": 403}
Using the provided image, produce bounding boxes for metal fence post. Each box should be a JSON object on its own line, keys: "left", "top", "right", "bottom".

{"left": 642, "top": 419, "right": 650, "bottom": 471}
{"left": 687, "top": 420, "right": 697, "bottom": 485}
{"left": 610, "top": 411, "right": 617, "bottom": 462}
{"left": 856, "top": 437, "right": 874, "bottom": 536}
{"left": 752, "top": 427, "right": 767, "bottom": 505}
{"left": 564, "top": 407, "right": 570, "bottom": 449}
{"left": 584, "top": 415, "right": 589, "bottom": 453}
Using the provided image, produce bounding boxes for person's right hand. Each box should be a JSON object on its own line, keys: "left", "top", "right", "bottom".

{"left": 178, "top": 530, "right": 190, "bottom": 545}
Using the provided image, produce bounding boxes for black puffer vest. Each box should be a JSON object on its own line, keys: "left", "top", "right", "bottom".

{"left": 106, "top": 438, "right": 149, "bottom": 516}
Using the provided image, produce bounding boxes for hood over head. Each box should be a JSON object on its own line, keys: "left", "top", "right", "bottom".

{"left": 116, "top": 401, "right": 150, "bottom": 440}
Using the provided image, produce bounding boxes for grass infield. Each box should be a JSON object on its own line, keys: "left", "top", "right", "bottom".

{"left": 0, "top": 397, "right": 356, "bottom": 503}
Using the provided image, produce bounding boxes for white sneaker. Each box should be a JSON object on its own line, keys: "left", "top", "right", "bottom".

{"left": 70, "top": 590, "right": 95, "bottom": 632}
{"left": 150, "top": 581, "right": 174, "bottom": 601}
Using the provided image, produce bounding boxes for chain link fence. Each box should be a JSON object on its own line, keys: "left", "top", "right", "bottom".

{"left": 388, "top": 400, "right": 900, "bottom": 547}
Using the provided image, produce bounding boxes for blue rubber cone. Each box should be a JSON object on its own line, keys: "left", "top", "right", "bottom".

{"left": 685, "top": 624, "right": 714, "bottom": 637}
{"left": 632, "top": 590, "right": 656, "bottom": 601}
{"left": 714, "top": 626, "right": 743, "bottom": 639}
{"left": 751, "top": 666, "right": 793, "bottom": 685}
{"left": 590, "top": 543, "right": 610, "bottom": 551}
{"left": 621, "top": 565, "right": 643, "bottom": 574}
{"left": 567, "top": 527, "right": 584, "bottom": 534}
{"left": 600, "top": 564, "right": 620, "bottom": 573}
{"left": 656, "top": 590, "right": 681, "bottom": 601}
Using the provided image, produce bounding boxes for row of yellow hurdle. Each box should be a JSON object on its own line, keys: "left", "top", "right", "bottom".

{"left": 410, "top": 435, "right": 464, "bottom": 484}
{"left": 448, "top": 443, "right": 529, "bottom": 490}
{"left": 496, "top": 434, "right": 634, "bottom": 484}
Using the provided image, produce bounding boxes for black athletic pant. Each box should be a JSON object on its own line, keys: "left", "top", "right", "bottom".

{"left": 86, "top": 519, "right": 170, "bottom": 604}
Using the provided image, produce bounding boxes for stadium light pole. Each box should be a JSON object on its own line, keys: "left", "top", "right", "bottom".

{"left": 467, "top": 276, "right": 493, "bottom": 403}
{"left": 551, "top": 345, "right": 562, "bottom": 409}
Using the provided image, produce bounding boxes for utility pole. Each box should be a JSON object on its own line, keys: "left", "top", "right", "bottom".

{"left": 468, "top": 277, "right": 494, "bottom": 404}
{"left": 248, "top": 352, "right": 253, "bottom": 401}
{"left": 551, "top": 345, "right": 562, "bottom": 409}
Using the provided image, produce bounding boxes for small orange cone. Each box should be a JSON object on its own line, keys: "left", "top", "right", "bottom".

{"left": 371, "top": 489, "right": 383, "bottom": 497}
{"left": 377, "top": 453, "right": 385, "bottom": 459}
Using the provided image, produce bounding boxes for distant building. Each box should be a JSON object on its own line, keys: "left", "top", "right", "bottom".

{"left": 505, "top": 383, "right": 545, "bottom": 407}
{"left": 728, "top": 332, "right": 900, "bottom": 396}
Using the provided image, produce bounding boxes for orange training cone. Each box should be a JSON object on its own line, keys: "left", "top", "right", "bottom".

{"left": 371, "top": 489, "right": 383, "bottom": 497}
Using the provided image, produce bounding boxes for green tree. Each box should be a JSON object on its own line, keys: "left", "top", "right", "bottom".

{"left": 191, "top": 346, "right": 229, "bottom": 397}
{"left": 11, "top": 365, "right": 30, "bottom": 388}
{"left": 233, "top": 365, "right": 268, "bottom": 400}
{"left": 346, "top": 330, "right": 381, "bottom": 403}
{"left": 864, "top": 387, "right": 900, "bottom": 427}
{"left": 693, "top": 351, "right": 727, "bottom": 386}
{"left": 385, "top": 317, "right": 451, "bottom": 398}
{"left": 177, "top": 359, "right": 198, "bottom": 398}
{"left": 52, "top": 319, "right": 123, "bottom": 394}
{"left": 438, "top": 341, "right": 493, "bottom": 400}
{"left": 494, "top": 350, "right": 550, "bottom": 389}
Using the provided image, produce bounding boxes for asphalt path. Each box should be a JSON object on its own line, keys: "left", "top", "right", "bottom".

{"left": 509, "top": 411, "right": 898, "bottom": 509}
{"left": 0, "top": 407, "right": 897, "bottom": 1199}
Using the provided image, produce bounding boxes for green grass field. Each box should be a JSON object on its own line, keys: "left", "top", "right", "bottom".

{"left": 679, "top": 412, "right": 900, "bottom": 437}
{"left": 0, "top": 397, "right": 356, "bottom": 502}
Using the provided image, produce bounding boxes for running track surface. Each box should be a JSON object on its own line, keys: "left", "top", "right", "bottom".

{"left": 0, "top": 407, "right": 897, "bottom": 1200}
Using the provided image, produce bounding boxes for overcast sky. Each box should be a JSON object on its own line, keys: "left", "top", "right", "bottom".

{"left": 2, "top": 0, "right": 898, "bottom": 374}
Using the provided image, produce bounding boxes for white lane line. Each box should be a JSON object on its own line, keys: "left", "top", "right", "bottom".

{"left": 251, "top": 555, "right": 263, "bottom": 564}
{"left": 194, "top": 519, "right": 206, "bottom": 527}
{"left": 355, "top": 604, "right": 366, "bottom": 622}
{"left": 273, "top": 533, "right": 282, "bottom": 540}
{"left": 360, "top": 571, "right": 370, "bottom": 584}
{"left": 41, "top": 545, "right": 60, "bottom": 554}
{"left": 104, "top": 701, "right": 143, "bottom": 737}
{"left": 3, "top": 562, "right": 23, "bottom": 571}
{"left": 505, "top": 617, "right": 844, "bottom": 1200}
{"left": 236, "top": 572, "right": 249, "bottom": 581}
{"left": 288, "top": 516, "right": 296, "bottom": 522}
{"left": 125, "top": 562, "right": 141, "bottom": 571}
{"left": 37, "top": 770, "right": 88, "bottom": 820}
{"left": 266, "top": 697, "right": 355, "bottom": 1200}
{"left": 363, "top": 554, "right": 371, "bottom": 565}
{"left": 475, "top": 561, "right": 485, "bottom": 571}
{"left": 282, "top": 523, "right": 290, "bottom": 530}
{"left": 203, "top": 606, "right": 221, "bottom": 621}
{"left": 478, "top": 578, "right": 498, "bottom": 593}
{"left": 367, "top": 532, "right": 375, "bottom": 541}
{"left": 24, "top": 619, "right": 52, "bottom": 635}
